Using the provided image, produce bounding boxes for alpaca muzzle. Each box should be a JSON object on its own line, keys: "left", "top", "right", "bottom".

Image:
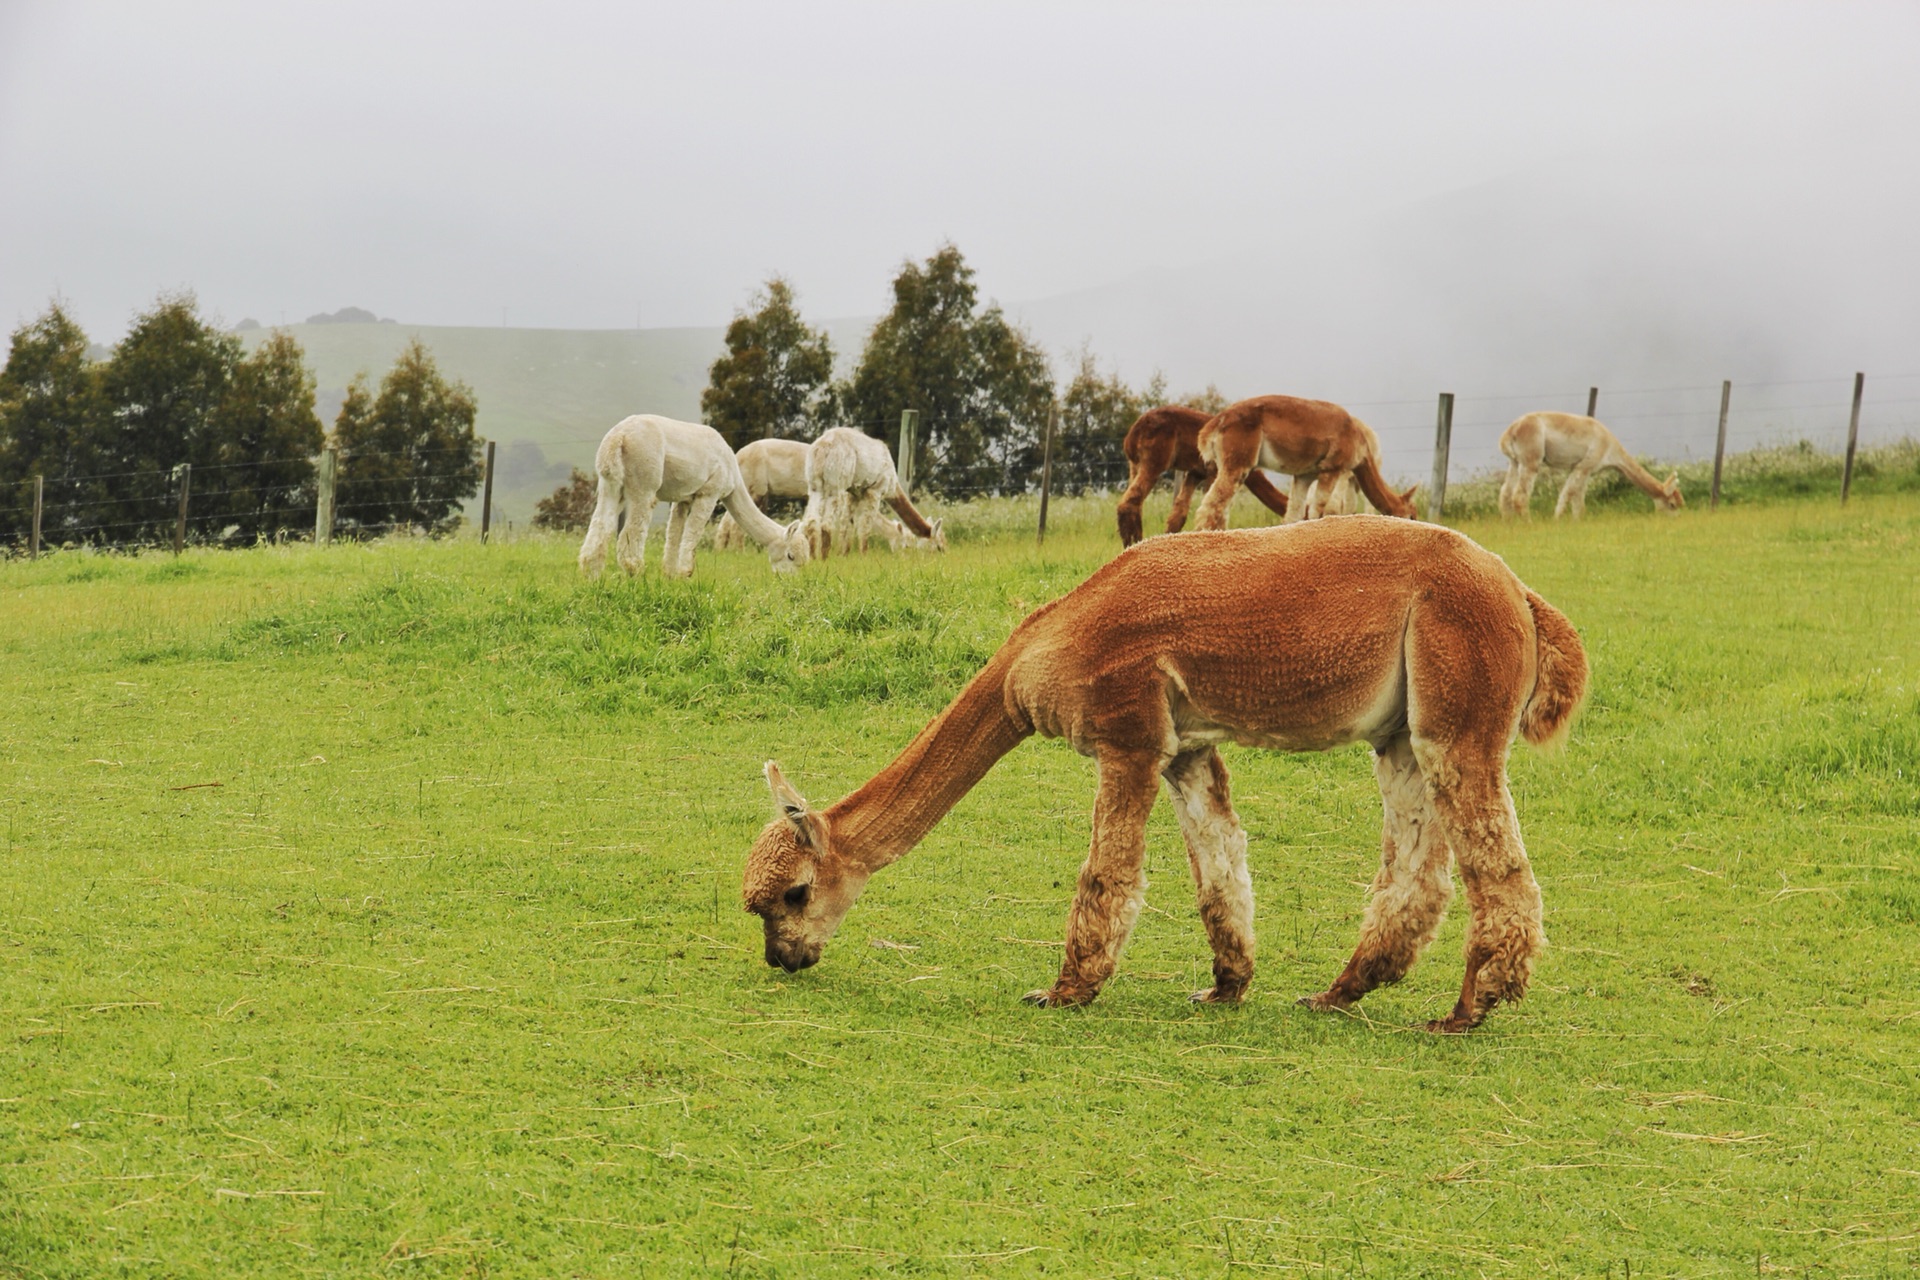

{"left": 764, "top": 936, "right": 820, "bottom": 973}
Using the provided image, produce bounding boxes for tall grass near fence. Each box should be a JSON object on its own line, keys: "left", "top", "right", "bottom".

{"left": 2, "top": 493, "right": 1918, "bottom": 1276}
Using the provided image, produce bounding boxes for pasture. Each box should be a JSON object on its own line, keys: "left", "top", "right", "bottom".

{"left": 2, "top": 490, "right": 1917, "bottom": 1277}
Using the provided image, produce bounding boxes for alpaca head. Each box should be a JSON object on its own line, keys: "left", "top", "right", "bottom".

{"left": 925, "top": 517, "right": 947, "bottom": 552}
{"left": 1396, "top": 483, "right": 1420, "bottom": 518}
{"left": 766, "top": 521, "right": 811, "bottom": 574}
{"left": 742, "top": 761, "right": 868, "bottom": 972}
{"left": 1658, "top": 473, "right": 1685, "bottom": 513}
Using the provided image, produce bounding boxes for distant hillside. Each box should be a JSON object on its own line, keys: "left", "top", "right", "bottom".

{"left": 241, "top": 319, "right": 871, "bottom": 525}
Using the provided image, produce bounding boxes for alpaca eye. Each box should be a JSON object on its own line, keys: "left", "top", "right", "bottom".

{"left": 783, "top": 884, "right": 811, "bottom": 908}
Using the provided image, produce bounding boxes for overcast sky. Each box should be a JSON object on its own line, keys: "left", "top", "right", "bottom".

{"left": 3, "top": 0, "right": 1916, "bottom": 358}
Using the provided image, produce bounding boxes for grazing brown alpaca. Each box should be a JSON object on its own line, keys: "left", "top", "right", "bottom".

{"left": 1116, "top": 406, "right": 1289, "bottom": 546}
{"left": 1193, "top": 395, "right": 1418, "bottom": 530}
{"left": 1499, "top": 412, "right": 1683, "bottom": 519}
{"left": 743, "top": 518, "right": 1588, "bottom": 1033}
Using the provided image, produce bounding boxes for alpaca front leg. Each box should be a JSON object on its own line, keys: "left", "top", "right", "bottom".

{"left": 1115, "top": 460, "right": 1162, "bottom": 546}
{"left": 1556, "top": 467, "right": 1595, "bottom": 519}
{"left": 1025, "top": 750, "right": 1162, "bottom": 1007}
{"left": 1163, "top": 747, "right": 1255, "bottom": 1003}
{"left": 1164, "top": 470, "right": 1203, "bottom": 535}
{"left": 1301, "top": 734, "right": 1454, "bottom": 1014}
{"left": 667, "top": 495, "right": 720, "bottom": 578}
{"left": 1411, "top": 737, "right": 1543, "bottom": 1033}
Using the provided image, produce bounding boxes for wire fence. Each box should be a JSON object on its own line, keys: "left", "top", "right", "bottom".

{"left": 0, "top": 442, "right": 486, "bottom": 553}
{"left": 5, "top": 374, "right": 1918, "bottom": 555}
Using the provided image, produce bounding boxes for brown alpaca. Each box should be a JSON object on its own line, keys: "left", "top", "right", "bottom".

{"left": 1116, "top": 406, "right": 1289, "bottom": 546}
{"left": 1192, "top": 395, "right": 1419, "bottom": 530}
{"left": 743, "top": 518, "right": 1588, "bottom": 1033}
{"left": 1499, "top": 412, "right": 1683, "bottom": 519}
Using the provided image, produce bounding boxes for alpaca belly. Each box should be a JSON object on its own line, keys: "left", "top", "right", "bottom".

{"left": 1167, "top": 660, "right": 1407, "bottom": 755}
{"left": 1257, "top": 439, "right": 1330, "bottom": 475}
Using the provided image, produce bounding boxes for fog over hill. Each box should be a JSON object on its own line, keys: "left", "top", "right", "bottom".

{"left": 1010, "top": 145, "right": 1920, "bottom": 479}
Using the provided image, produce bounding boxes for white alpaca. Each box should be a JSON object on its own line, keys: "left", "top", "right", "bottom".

{"left": 801, "top": 426, "right": 946, "bottom": 558}
{"left": 578, "top": 415, "right": 810, "bottom": 578}
{"left": 714, "top": 438, "right": 811, "bottom": 552}
{"left": 1498, "top": 412, "right": 1684, "bottom": 519}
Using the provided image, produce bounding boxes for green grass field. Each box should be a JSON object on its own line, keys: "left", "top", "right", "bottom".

{"left": 3, "top": 487, "right": 1918, "bottom": 1277}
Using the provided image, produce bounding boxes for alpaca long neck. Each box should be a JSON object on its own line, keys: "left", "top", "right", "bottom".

{"left": 721, "top": 467, "right": 789, "bottom": 547}
{"left": 885, "top": 490, "right": 936, "bottom": 538}
{"left": 1609, "top": 447, "right": 1671, "bottom": 500}
{"left": 1350, "top": 451, "right": 1408, "bottom": 517}
{"left": 826, "top": 653, "right": 1031, "bottom": 869}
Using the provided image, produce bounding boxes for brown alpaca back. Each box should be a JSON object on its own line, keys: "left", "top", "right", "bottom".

{"left": 1118, "top": 405, "right": 1288, "bottom": 544}
{"left": 1122, "top": 405, "right": 1213, "bottom": 473}
{"left": 1194, "top": 395, "right": 1415, "bottom": 527}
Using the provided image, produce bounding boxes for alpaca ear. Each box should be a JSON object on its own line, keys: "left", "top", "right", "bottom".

{"left": 764, "top": 761, "right": 827, "bottom": 851}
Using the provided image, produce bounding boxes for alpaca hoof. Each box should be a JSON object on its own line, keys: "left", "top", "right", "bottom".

{"left": 1297, "top": 990, "right": 1353, "bottom": 1013}
{"left": 1424, "top": 1015, "right": 1477, "bottom": 1035}
{"left": 1190, "top": 985, "right": 1246, "bottom": 1005}
{"left": 1022, "top": 987, "right": 1089, "bottom": 1008}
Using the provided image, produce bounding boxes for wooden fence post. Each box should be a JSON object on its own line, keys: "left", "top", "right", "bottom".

{"left": 1711, "top": 380, "right": 1731, "bottom": 510}
{"left": 1841, "top": 372, "right": 1864, "bottom": 505}
{"left": 1036, "top": 403, "right": 1057, "bottom": 545}
{"left": 1427, "top": 392, "right": 1454, "bottom": 522}
{"left": 480, "top": 439, "right": 496, "bottom": 543}
{"left": 172, "top": 463, "right": 191, "bottom": 554}
{"left": 1586, "top": 386, "right": 1599, "bottom": 418}
{"left": 30, "top": 474, "right": 43, "bottom": 559}
{"left": 896, "top": 409, "right": 918, "bottom": 498}
{"left": 315, "top": 446, "right": 337, "bottom": 546}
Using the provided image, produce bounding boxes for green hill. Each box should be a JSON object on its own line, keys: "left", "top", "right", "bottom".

{"left": 241, "top": 322, "right": 730, "bottom": 525}
{"left": 242, "top": 318, "right": 876, "bottom": 526}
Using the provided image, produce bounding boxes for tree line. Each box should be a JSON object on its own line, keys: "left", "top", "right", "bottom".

{"left": 697, "top": 243, "right": 1222, "bottom": 500}
{"left": 0, "top": 295, "right": 481, "bottom": 548}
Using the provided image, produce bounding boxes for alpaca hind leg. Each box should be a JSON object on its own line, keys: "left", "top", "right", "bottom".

{"left": 1410, "top": 736, "right": 1543, "bottom": 1033}
{"left": 1304, "top": 472, "right": 1343, "bottom": 520}
{"left": 853, "top": 494, "right": 882, "bottom": 553}
{"left": 577, "top": 477, "right": 623, "bottom": 577}
{"left": 615, "top": 498, "right": 656, "bottom": 575}
{"left": 1025, "top": 749, "right": 1163, "bottom": 1007}
{"left": 1192, "top": 425, "right": 1259, "bottom": 532}
{"left": 662, "top": 501, "right": 690, "bottom": 575}
{"left": 1498, "top": 464, "right": 1521, "bottom": 518}
{"left": 1520, "top": 465, "right": 1543, "bottom": 519}
{"left": 1300, "top": 734, "right": 1454, "bottom": 1013}
{"left": 1163, "top": 747, "right": 1255, "bottom": 1003}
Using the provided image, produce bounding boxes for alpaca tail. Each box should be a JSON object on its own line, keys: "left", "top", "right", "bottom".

{"left": 1352, "top": 450, "right": 1416, "bottom": 519}
{"left": 886, "top": 490, "right": 936, "bottom": 538}
{"left": 1519, "top": 590, "right": 1589, "bottom": 749}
